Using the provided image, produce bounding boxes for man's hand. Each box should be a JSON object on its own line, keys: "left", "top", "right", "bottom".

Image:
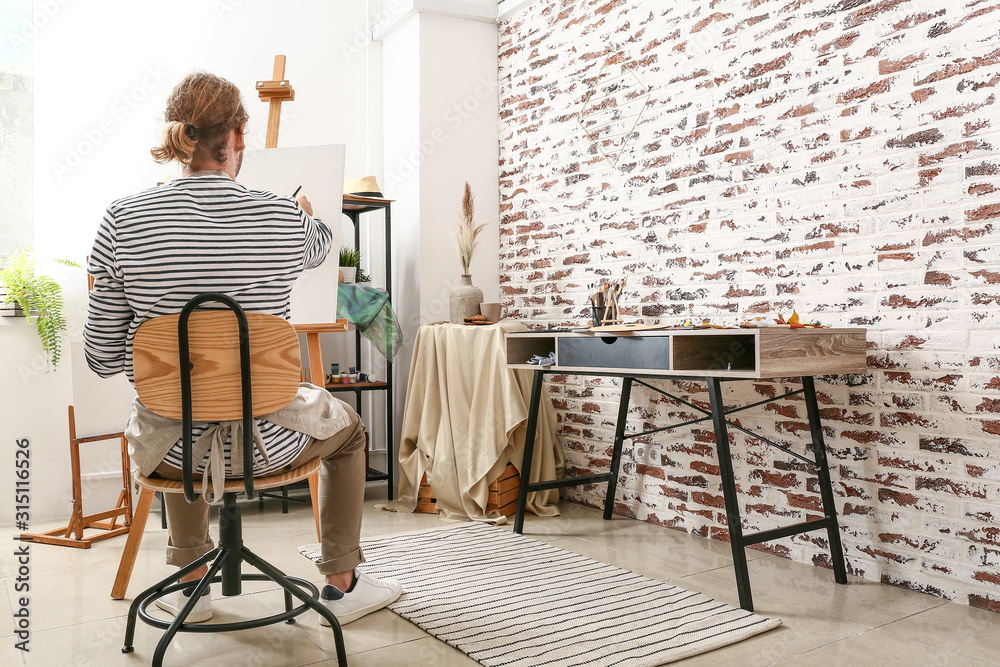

{"left": 296, "top": 195, "right": 314, "bottom": 217}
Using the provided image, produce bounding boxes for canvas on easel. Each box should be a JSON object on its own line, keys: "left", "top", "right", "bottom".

{"left": 237, "top": 144, "right": 346, "bottom": 323}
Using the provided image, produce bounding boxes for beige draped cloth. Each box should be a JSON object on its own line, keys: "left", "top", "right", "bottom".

{"left": 386, "top": 322, "right": 563, "bottom": 522}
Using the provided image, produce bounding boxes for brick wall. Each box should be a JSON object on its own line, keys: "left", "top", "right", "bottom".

{"left": 498, "top": 0, "right": 1000, "bottom": 611}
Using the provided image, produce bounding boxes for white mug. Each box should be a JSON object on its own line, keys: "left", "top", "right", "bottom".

{"left": 479, "top": 303, "right": 508, "bottom": 322}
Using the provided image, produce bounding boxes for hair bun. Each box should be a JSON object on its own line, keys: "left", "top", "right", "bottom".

{"left": 150, "top": 72, "right": 249, "bottom": 165}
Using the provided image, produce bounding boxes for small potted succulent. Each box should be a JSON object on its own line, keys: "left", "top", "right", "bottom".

{"left": 338, "top": 246, "right": 370, "bottom": 284}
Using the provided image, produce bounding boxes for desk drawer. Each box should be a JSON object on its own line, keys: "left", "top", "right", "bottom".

{"left": 558, "top": 336, "right": 671, "bottom": 371}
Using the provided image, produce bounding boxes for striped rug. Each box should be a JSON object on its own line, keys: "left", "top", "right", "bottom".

{"left": 299, "top": 523, "right": 780, "bottom": 666}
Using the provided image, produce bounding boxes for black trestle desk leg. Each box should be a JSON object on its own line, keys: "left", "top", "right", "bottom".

{"left": 513, "top": 369, "right": 545, "bottom": 534}
{"left": 707, "top": 378, "right": 754, "bottom": 612}
{"left": 604, "top": 376, "right": 633, "bottom": 520}
{"left": 802, "top": 375, "right": 849, "bottom": 585}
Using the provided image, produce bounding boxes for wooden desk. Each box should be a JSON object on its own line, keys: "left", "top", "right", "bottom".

{"left": 504, "top": 327, "right": 867, "bottom": 612}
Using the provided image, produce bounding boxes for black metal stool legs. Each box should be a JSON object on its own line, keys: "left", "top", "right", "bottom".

{"left": 122, "top": 492, "right": 348, "bottom": 666}
{"left": 241, "top": 547, "right": 348, "bottom": 665}
{"left": 219, "top": 494, "right": 244, "bottom": 596}
{"left": 122, "top": 544, "right": 226, "bottom": 653}
{"left": 122, "top": 545, "right": 347, "bottom": 665}
{"left": 151, "top": 550, "right": 232, "bottom": 666}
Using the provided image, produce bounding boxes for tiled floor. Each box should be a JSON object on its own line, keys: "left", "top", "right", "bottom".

{"left": 3, "top": 486, "right": 998, "bottom": 666}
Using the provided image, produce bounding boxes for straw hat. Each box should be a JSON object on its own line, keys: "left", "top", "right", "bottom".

{"left": 344, "top": 176, "right": 383, "bottom": 198}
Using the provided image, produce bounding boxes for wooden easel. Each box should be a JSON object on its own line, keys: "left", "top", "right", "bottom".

{"left": 256, "top": 54, "right": 334, "bottom": 540}
{"left": 600, "top": 284, "right": 623, "bottom": 326}
{"left": 257, "top": 54, "right": 295, "bottom": 148}
{"left": 21, "top": 406, "right": 134, "bottom": 548}
{"left": 255, "top": 55, "right": 351, "bottom": 405}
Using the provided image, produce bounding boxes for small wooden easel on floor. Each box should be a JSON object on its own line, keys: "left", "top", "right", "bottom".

{"left": 20, "top": 406, "right": 134, "bottom": 548}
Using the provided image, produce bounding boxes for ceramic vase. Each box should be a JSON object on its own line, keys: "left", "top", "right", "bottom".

{"left": 449, "top": 274, "right": 484, "bottom": 323}
{"left": 339, "top": 266, "right": 357, "bottom": 283}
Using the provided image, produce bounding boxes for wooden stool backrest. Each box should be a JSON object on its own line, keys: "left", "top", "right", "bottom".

{"left": 133, "top": 310, "right": 301, "bottom": 421}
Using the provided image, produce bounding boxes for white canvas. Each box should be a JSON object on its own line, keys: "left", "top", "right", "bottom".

{"left": 238, "top": 144, "right": 346, "bottom": 323}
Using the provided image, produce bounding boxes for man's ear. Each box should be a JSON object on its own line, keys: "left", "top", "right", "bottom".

{"left": 234, "top": 124, "right": 246, "bottom": 151}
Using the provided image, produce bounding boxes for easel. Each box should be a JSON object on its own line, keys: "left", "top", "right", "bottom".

{"left": 599, "top": 280, "right": 624, "bottom": 327}
{"left": 20, "top": 406, "right": 134, "bottom": 548}
{"left": 256, "top": 54, "right": 296, "bottom": 148}
{"left": 600, "top": 289, "right": 623, "bottom": 326}
{"left": 255, "top": 57, "right": 350, "bottom": 402}
{"left": 258, "top": 54, "right": 337, "bottom": 540}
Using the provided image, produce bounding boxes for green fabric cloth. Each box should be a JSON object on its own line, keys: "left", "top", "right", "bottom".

{"left": 336, "top": 283, "right": 403, "bottom": 362}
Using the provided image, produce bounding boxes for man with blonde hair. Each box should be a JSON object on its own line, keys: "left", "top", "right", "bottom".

{"left": 85, "top": 71, "right": 401, "bottom": 626}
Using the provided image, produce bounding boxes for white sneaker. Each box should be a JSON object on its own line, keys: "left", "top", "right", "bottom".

{"left": 154, "top": 586, "right": 213, "bottom": 623}
{"left": 319, "top": 572, "right": 402, "bottom": 626}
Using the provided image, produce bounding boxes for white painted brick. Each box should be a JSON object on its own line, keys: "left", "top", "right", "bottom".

{"left": 500, "top": 0, "right": 1000, "bottom": 608}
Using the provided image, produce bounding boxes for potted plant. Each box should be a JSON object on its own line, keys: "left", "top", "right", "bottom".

{"left": 448, "top": 182, "right": 487, "bottom": 323}
{"left": 1, "top": 248, "right": 79, "bottom": 369}
{"left": 338, "top": 246, "right": 370, "bottom": 284}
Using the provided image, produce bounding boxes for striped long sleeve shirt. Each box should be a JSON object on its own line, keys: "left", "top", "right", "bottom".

{"left": 84, "top": 171, "right": 333, "bottom": 476}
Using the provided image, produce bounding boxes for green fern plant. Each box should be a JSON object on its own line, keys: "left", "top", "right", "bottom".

{"left": 0, "top": 248, "right": 79, "bottom": 369}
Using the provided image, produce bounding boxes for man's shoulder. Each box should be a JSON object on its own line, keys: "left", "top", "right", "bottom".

{"left": 105, "top": 177, "right": 297, "bottom": 223}
{"left": 240, "top": 186, "right": 296, "bottom": 206}
{"left": 108, "top": 183, "right": 172, "bottom": 208}
{"left": 107, "top": 180, "right": 199, "bottom": 213}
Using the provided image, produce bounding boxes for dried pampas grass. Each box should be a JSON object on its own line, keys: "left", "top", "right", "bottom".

{"left": 452, "top": 182, "right": 487, "bottom": 274}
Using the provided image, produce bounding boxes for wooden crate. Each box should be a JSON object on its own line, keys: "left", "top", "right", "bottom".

{"left": 417, "top": 463, "right": 520, "bottom": 517}
{"left": 416, "top": 474, "right": 440, "bottom": 514}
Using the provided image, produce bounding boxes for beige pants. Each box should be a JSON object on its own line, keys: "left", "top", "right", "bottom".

{"left": 155, "top": 403, "right": 368, "bottom": 576}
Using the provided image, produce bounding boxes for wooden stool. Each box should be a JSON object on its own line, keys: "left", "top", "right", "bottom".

{"left": 118, "top": 294, "right": 346, "bottom": 666}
